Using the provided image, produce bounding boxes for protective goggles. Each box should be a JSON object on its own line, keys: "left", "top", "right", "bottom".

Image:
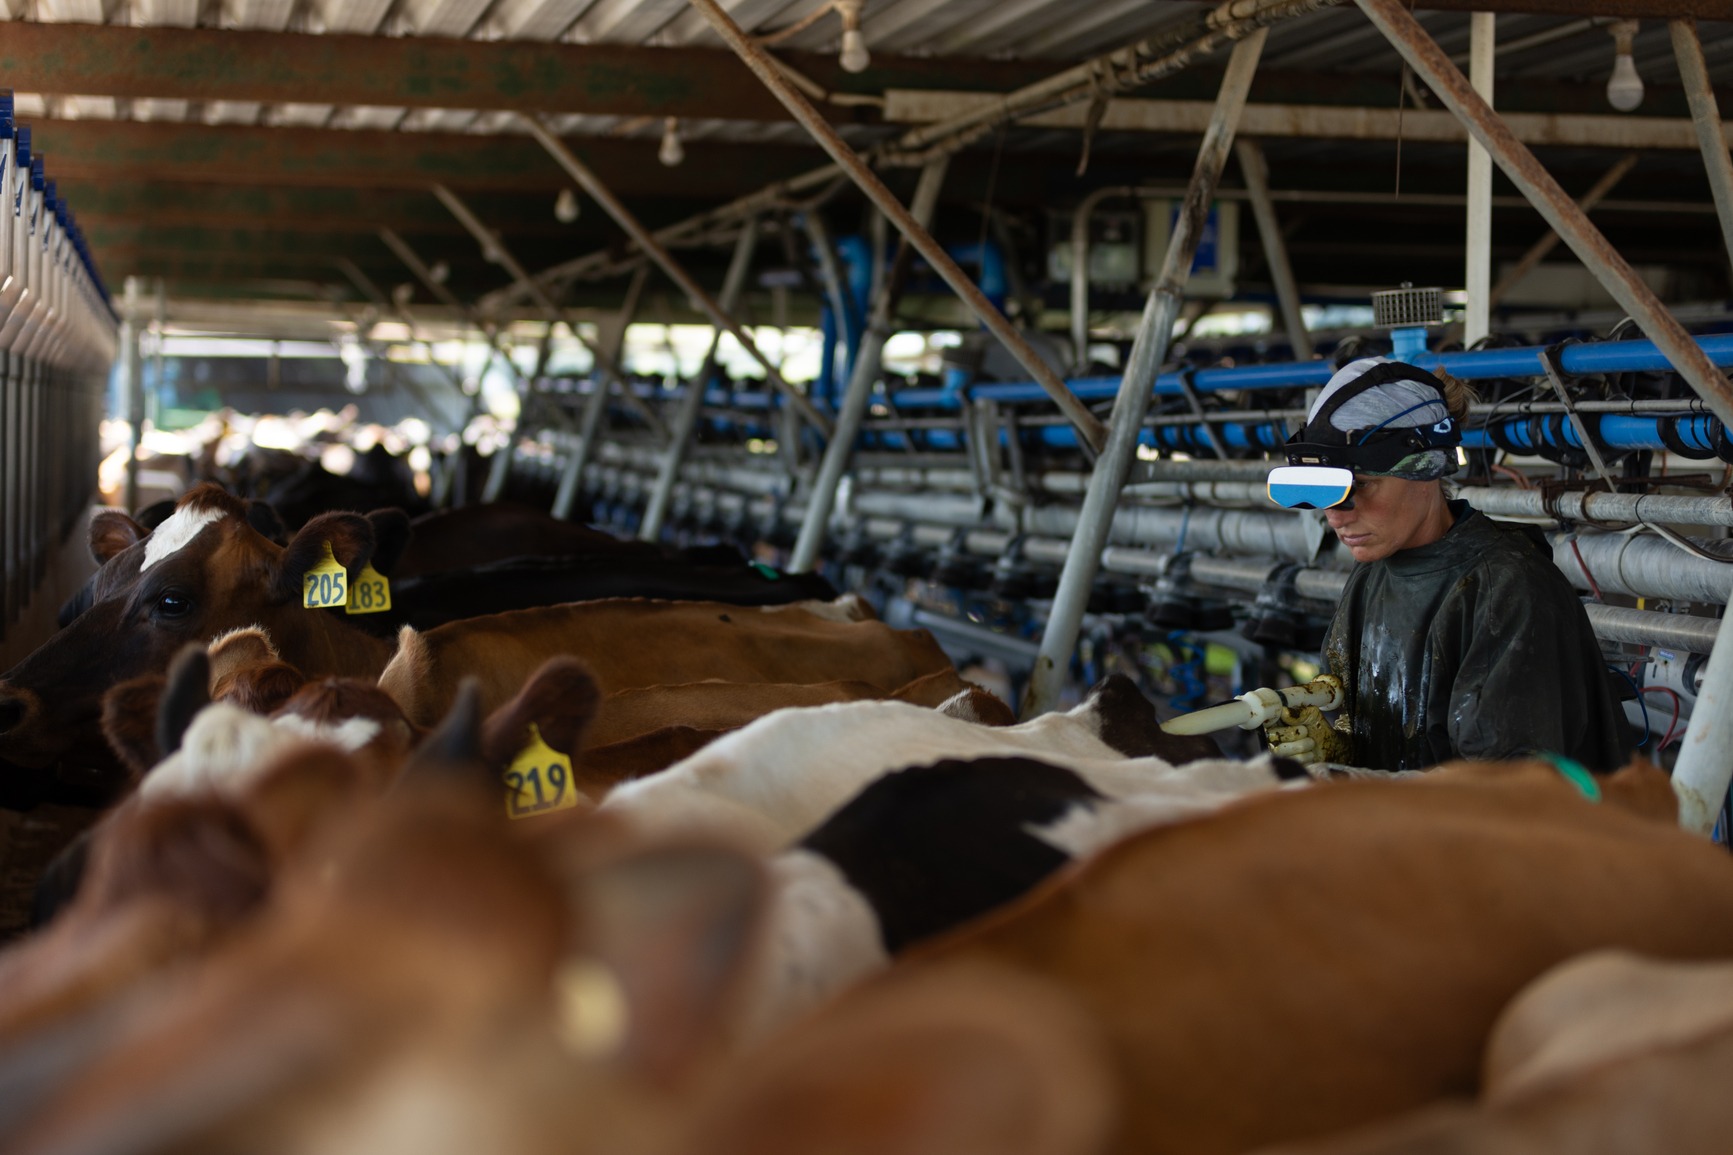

{"left": 1267, "top": 464, "right": 1356, "bottom": 510}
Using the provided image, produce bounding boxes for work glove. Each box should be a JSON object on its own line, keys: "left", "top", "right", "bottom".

{"left": 1264, "top": 705, "right": 1353, "bottom": 766}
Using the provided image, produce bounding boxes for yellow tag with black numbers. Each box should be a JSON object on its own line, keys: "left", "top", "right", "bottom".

{"left": 504, "top": 723, "right": 580, "bottom": 820}
{"left": 302, "top": 542, "right": 348, "bottom": 609}
{"left": 344, "top": 563, "right": 392, "bottom": 615}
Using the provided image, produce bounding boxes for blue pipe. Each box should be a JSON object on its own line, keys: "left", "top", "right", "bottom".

{"left": 888, "top": 333, "right": 1733, "bottom": 409}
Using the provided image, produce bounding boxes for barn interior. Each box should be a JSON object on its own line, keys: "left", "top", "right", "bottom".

{"left": 3, "top": 1, "right": 1733, "bottom": 1147}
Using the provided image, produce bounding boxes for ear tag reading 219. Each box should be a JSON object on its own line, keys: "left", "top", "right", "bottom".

{"left": 505, "top": 723, "right": 580, "bottom": 820}
{"left": 302, "top": 542, "right": 349, "bottom": 609}
{"left": 345, "top": 563, "right": 391, "bottom": 615}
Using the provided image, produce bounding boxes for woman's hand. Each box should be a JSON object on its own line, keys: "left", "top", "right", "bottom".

{"left": 1264, "top": 705, "right": 1353, "bottom": 765}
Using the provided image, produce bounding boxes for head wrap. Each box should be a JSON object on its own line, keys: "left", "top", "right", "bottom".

{"left": 1302, "top": 357, "right": 1458, "bottom": 481}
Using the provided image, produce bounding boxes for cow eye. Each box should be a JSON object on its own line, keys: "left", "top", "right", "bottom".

{"left": 154, "top": 592, "right": 193, "bottom": 619}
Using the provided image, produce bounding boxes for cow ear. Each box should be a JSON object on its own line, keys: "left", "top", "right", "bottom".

{"left": 89, "top": 510, "right": 147, "bottom": 566}
{"left": 692, "top": 965, "right": 1115, "bottom": 1155}
{"left": 398, "top": 679, "right": 487, "bottom": 786}
{"left": 101, "top": 675, "right": 167, "bottom": 777}
{"left": 565, "top": 843, "right": 766, "bottom": 1086}
{"left": 366, "top": 508, "right": 412, "bottom": 576}
{"left": 156, "top": 644, "right": 213, "bottom": 759}
{"left": 481, "top": 658, "right": 600, "bottom": 768}
{"left": 271, "top": 511, "right": 374, "bottom": 603}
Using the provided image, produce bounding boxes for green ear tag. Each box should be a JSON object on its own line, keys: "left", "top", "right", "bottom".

{"left": 749, "top": 561, "right": 781, "bottom": 580}
{"left": 1542, "top": 752, "right": 1602, "bottom": 803}
{"left": 504, "top": 723, "right": 580, "bottom": 820}
{"left": 302, "top": 542, "right": 349, "bottom": 609}
{"left": 344, "top": 563, "right": 392, "bottom": 615}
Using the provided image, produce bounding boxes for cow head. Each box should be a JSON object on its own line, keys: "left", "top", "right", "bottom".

{"left": 0, "top": 484, "right": 385, "bottom": 788}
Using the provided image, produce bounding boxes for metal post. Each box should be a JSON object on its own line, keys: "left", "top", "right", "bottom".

{"left": 682, "top": 0, "right": 1110, "bottom": 454}
{"left": 790, "top": 155, "right": 950, "bottom": 573}
{"left": 1465, "top": 12, "right": 1494, "bottom": 346}
{"left": 122, "top": 275, "right": 142, "bottom": 516}
{"left": 1487, "top": 153, "right": 1637, "bottom": 309}
{"left": 1670, "top": 594, "right": 1733, "bottom": 835}
{"left": 553, "top": 261, "right": 652, "bottom": 521}
{"left": 801, "top": 208, "right": 858, "bottom": 385}
{"left": 150, "top": 277, "right": 166, "bottom": 428}
{"left": 1070, "top": 185, "right": 1133, "bottom": 374}
{"left": 522, "top": 116, "right": 833, "bottom": 440}
{"left": 640, "top": 219, "right": 760, "bottom": 541}
{"left": 1234, "top": 141, "right": 1311, "bottom": 358}
{"left": 1671, "top": 18, "right": 1733, "bottom": 280}
{"left": 1023, "top": 29, "right": 1267, "bottom": 718}
{"left": 1356, "top": 0, "right": 1733, "bottom": 432}
{"left": 431, "top": 184, "right": 669, "bottom": 442}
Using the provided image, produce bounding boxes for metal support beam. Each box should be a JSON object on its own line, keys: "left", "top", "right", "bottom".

{"left": 523, "top": 115, "right": 832, "bottom": 439}
{"left": 554, "top": 262, "right": 652, "bottom": 521}
{"left": 122, "top": 276, "right": 143, "bottom": 516}
{"left": 791, "top": 155, "right": 950, "bottom": 573}
{"left": 1024, "top": 29, "right": 1267, "bottom": 718}
{"left": 685, "top": 0, "right": 1111, "bottom": 455}
{"left": 1671, "top": 18, "right": 1733, "bottom": 281}
{"left": 1465, "top": 12, "right": 1495, "bottom": 346}
{"left": 1486, "top": 152, "right": 1638, "bottom": 308}
{"left": 1235, "top": 140, "right": 1311, "bottom": 358}
{"left": 1356, "top": 0, "right": 1733, "bottom": 432}
{"left": 640, "top": 220, "right": 760, "bottom": 541}
{"left": 431, "top": 182, "right": 668, "bottom": 441}
{"left": 1671, "top": 600, "right": 1733, "bottom": 836}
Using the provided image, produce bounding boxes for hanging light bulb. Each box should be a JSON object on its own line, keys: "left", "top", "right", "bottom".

{"left": 554, "top": 188, "right": 580, "bottom": 223}
{"left": 837, "top": 0, "right": 870, "bottom": 72}
{"left": 1606, "top": 20, "right": 1644, "bottom": 112}
{"left": 428, "top": 260, "right": 450, "bottom": 285}
{"left": 658, "top": 117, "right": 685, "bottom": 167}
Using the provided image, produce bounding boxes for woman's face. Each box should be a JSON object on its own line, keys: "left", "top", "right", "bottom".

{"left": 1323, "top": 476, "right": 1452, "bottom": 562}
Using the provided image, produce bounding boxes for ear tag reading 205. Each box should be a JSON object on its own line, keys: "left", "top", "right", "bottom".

{"left": 345, "top": 563, "right": 391, "bottom": 615}
{"left": 505, "top": 723, "right": 580, "bottom": 820}
{"left": 302, "top": 542, "right": 349, "bottom": 609}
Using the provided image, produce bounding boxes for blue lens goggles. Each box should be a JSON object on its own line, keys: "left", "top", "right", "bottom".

{"left": 1267, "top": 465, "right": 1355, "bottom": 510}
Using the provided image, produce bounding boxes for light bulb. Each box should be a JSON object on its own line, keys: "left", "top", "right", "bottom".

{"left": 428, "top": 260, "right": 450, "bottom": 285}
{"left": 555, "top": 188, "right": 580, "bottom": 223}
{"left": 1607, "top": 52, "right": 1644, "bottom": 111}
{"left": 839, "top": 27, "right": 870, "bottom": 72}
{"left": 1606, "top": 20, "right": 1643, "bottom": 113}
{"left": 658, "top": 117, "right": 685, "bottom": 167}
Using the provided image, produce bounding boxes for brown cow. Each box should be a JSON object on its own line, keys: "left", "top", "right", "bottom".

{"left": 883, "top": 758, "right": 1733, "bottom": 1155}
{"left": 392, "top": 500, "right": 665, "bottom": 579}
{"left": 378, "top": 595, "right": 955, "bottom": 730}
{"left": 0, "top": 484, "right": 392, "bottom": 783}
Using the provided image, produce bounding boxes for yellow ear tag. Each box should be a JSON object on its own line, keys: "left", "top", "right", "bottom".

{"left": 344, "top": 563, "right": 392, "bottom": 615}
{"left": 504, "top": 723, "right": 579, "bottom": 820}
{"left": 302, "top": 542, "right": 349, "bottom": 609}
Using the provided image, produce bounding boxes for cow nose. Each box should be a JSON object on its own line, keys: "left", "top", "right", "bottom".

{"left": 0, "top": 694, "right": 26, "bottom": 736}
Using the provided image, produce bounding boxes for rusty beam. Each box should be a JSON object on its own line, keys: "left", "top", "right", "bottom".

{"left": 1357, "top": 0, "right": 1733, "bottom": 430}
{"left": 0, "top": 22, "right": 1060, "bottom": 119}
{"left": 21, "top": 119, "right": 825, "bottom": 193}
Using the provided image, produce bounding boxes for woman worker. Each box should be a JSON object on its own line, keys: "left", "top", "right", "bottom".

{"left": 1263, "top": 356, "right": 1632, "bottom": 772}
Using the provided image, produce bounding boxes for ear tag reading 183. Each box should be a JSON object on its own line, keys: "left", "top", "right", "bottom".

{"left": 505, "top": 723, "right": 580, "bottom": 820}
{"left": 302, "top": 542, "right": 349, "bottom": 609}
{"left": 345, "top": 563, "right": 392, "bottom": 615}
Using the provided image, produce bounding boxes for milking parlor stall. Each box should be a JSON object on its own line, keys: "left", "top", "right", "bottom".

{"left": 9, "top": 0, "right": 1733, "bottom": 1151}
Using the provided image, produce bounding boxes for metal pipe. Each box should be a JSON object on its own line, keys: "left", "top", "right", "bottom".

{"left": 122, "top": 275, "right": 142, "bottom": 516}
{"left": 1462, "top": 486, "right": 1733, "bottom": 528}
{"left": 1669, "top": 601, "right": 1733, "bottom": 834}
{"left": 430, "top": 183, "right": 669, "bottom": 442}
{"left": 1670, "top": 18, "right": 1733, "bottom": 282}
{"left": 1026, "top": 29, "right": 1267, "bottom": 718}
{"left": 1235, "top": 140, "right": 1311, "bottom": 359}
{"left": 1070, "top": 185, "right": 1134, "bottom": 374}
{"left": 1487, "top": 153, "right": 1638, "bottom": 310}
{"left": 800, "top": 208, "right": 857, "bottom": 392}
{"left": 1464, "top": 12, "right": 1494, "bottom": 347}
{"left": 553, "top": 262, "right": 651, "bottom": 520}
{"left": 522, "top": 115, "right": 832, "bottom": 439}
{"left": 791, "top": 156, "right": 950, "bottom": 573}
{"left": 1355, "top": 0, "right": 1733, "bottom": 433}
{"left": 640, "top": 219, "right": 760, "bottom": 542}
{"left": 683, "top": 0, "right": 1110, "bottom": 454}
{"left": 1553, "top": 530, "right": 1733, "bottom": 604}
